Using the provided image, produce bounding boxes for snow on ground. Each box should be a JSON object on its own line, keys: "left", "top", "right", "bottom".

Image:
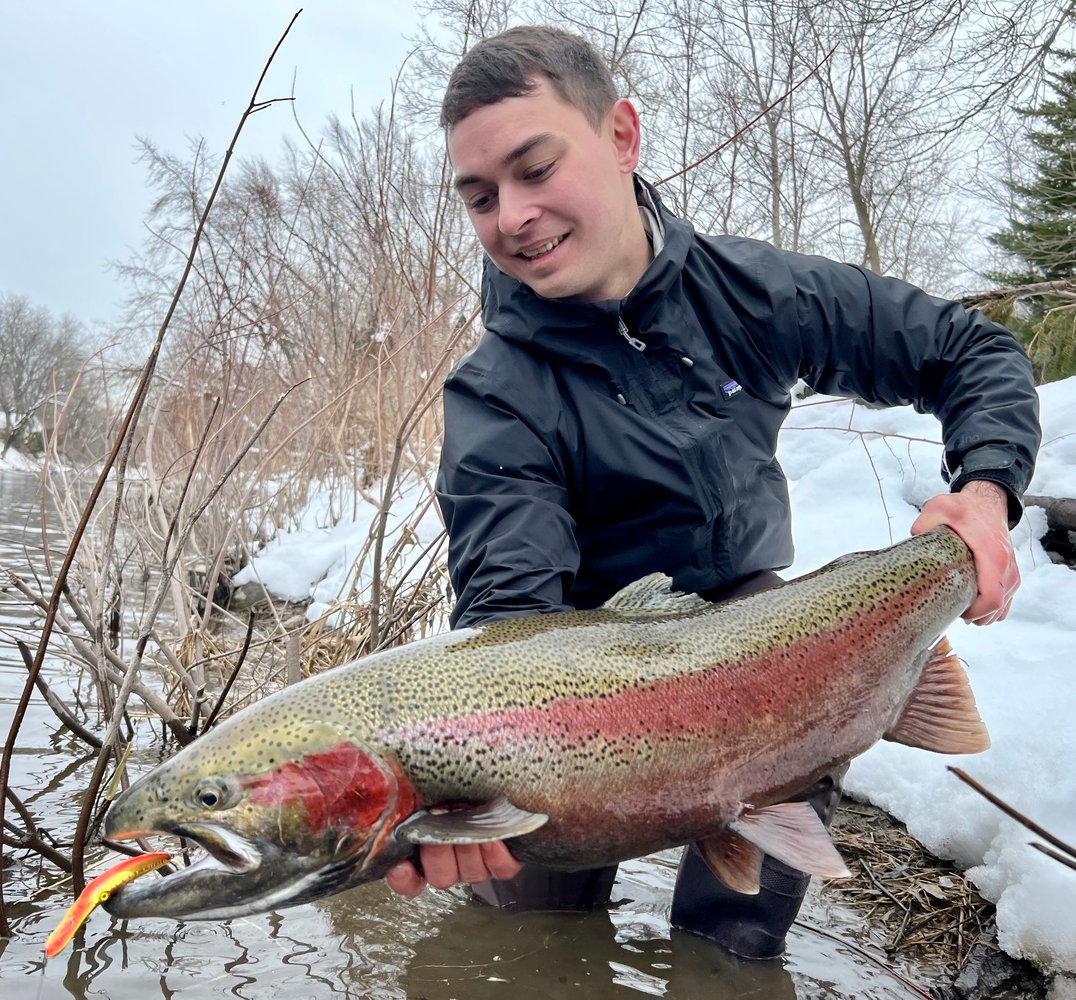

{"left": 784, "top": 379, "right": 1076, "bottom": 977}
{"left": 233, "top": 472, "right": 445, "bottom": 616}
{"left": 235, "top": 375, "right": 1076, "bottom": 978}
{"left": 0, "top": 447, "right": 41, "bottom": 473}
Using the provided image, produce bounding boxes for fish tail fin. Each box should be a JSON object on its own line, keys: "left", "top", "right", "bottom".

{"left": 884, "top": 636, "right": 990, "bottom": 754}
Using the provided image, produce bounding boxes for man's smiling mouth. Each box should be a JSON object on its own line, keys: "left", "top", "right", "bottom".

{"left": 519, "top": 235, "right": 566, "bottom": 260}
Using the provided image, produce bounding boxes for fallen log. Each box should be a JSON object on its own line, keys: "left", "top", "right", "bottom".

{"left": 1023, "top": 495, "right": 1076, "bottom": 534}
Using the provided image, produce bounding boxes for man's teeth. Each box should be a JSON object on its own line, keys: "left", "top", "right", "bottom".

{"left": 520, "top": 236, "right": 564, "bottom": 259}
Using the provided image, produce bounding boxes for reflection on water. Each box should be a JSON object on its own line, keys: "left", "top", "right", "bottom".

{"left": 5, "top": 854, "right": 931, "bottom": 999}
{"left": 2, "top": 469, "right": 934, "bottom": 998}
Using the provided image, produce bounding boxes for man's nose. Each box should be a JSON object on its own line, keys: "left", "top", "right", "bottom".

{"left": 497, "top": 185, "right": 538, "bottom": 236}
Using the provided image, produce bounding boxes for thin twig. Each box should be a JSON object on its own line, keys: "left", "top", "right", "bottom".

{"left": 654, "top": 45, "right": 838, "bottom": 188}
{"left": 200, "top": 611, "right": 256, "bottom": 733}
{"left": 950, "top": 767, "right": 1076, "bottom": 863}
{"left": 794, "top": 919, "right": 936, "bottom": 999}
{"left": 1032, "top": 843, "right": 1076, "bottom": 873}
{"left": 15, "top": 640, "right": 103, "bottom": 750}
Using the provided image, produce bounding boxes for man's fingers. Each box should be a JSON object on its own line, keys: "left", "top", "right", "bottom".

{"left": 964, "top": 555, "right": 1020, "bottom": 624}
{"left": 385, "top": 860, "right": 426, "bottom": 898}
{"left": 480, "top": 840, "right": 524, "bottom": 881}
{"left": 453, "top": 844, "right": 492, "bottom": 884}
{"left": 420, "top": 845, "right": 464, "bottom": 889}
{"left": 383, "top": 842, "right": 522, "bottom": 898}
{"left": 912, "top": 486, "right": 1018, "bottom": 626}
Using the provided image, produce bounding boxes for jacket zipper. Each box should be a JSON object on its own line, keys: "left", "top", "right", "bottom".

{"left": 618, "top": 318, "right": 646, "bottom": 352}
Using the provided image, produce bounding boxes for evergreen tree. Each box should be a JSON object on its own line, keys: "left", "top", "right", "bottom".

{"left": 989, "top": 51, "right": 1076, "bottom": 383}
{"left": 992, "top": 51, "right": 1076, "bottom": 281}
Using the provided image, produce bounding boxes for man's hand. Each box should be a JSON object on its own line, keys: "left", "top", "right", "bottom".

{"left": 385, "top": 842, "right": 522, "bottom": 898}
{"left": 911, "top": 480, "right": 1019, "bottom": 625}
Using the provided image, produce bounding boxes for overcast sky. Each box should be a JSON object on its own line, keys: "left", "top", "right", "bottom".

{"left": 3, "top": 2, "right": 422, "bottom": 330}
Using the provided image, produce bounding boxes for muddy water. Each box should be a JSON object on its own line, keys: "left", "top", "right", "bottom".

{"left": 0, "top": 469, "right": 934, "bottom": 999}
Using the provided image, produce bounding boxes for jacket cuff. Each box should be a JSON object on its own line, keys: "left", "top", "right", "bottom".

{"left": 949, "top": 469, "right": 1025, "bottom": 529}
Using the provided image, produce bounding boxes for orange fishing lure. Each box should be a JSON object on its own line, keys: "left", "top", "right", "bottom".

{"left": 44, "top": 852, "right": 170, "bottom": 957}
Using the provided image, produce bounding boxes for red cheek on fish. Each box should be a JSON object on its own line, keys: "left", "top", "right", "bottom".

{"left": 244, "top": 743, "right": 398, "bottom": 834}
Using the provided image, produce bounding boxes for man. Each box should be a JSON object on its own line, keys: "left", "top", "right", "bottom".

{"left": 385, "top": 25, "right": 1040, "bottom": 959}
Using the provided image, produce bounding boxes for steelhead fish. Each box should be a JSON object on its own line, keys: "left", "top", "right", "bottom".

{"left": 102, "top": 527, "right": 989, "bottom": 920}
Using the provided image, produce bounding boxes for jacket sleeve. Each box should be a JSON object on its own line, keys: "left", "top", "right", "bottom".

{"left": 756, "top": 253, "right": 1041, "bottom": 526}
{"left": 436, "top": 353, "right": 579, "bottom": 628}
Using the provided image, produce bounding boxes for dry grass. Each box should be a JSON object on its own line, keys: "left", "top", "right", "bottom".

{"left": 825, "top": 800, "right": 995, "bottom": 970}
{"left": 297, "top": 575, "right": 449, "bottom": 676}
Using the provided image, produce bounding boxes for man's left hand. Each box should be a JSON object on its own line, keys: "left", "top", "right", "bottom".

{"left": 911, "top": 480, "right": 1019, "bottom": 625}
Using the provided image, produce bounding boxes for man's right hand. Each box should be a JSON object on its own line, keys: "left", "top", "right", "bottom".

{"left": 385, "top": 841, "right": 522, "bottom": 897}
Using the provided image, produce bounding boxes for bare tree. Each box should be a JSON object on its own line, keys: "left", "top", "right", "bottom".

{"left": 0, "top": 293, "right": 88, "bottom": 457}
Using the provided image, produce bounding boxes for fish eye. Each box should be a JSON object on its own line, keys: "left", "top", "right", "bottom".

{"left": 193, "top": 777, "right": 231, "bottom": 810}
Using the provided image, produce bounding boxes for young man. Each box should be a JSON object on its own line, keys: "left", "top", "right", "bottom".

{"left": 385, "top": 26, "right": 1041, "bottom": 959}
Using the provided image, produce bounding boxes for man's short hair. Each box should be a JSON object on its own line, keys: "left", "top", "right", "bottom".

{"left": 440, "top": 25, "right": 617, "bottom": 131}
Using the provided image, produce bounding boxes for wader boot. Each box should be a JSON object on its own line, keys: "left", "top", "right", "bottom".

{"left": 669, "top": 767, "right": 847, "bottom": 959}
{"left": 471, "top": 863, "right": 618, "bottom": 912}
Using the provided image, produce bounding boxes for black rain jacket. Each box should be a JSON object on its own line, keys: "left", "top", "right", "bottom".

{"left": 437, "top": 178, "right": 1040, "bottom": 629}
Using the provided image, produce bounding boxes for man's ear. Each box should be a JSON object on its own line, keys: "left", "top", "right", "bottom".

{"left": 608, "top": 99, "right": 642, "bottom": 173}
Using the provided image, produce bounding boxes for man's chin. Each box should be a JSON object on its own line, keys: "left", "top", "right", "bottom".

{"left": 502, "top": 263, "right": 592, "bottom": 303}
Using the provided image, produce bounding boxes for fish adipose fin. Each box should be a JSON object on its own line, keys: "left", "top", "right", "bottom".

{"left": 697, "top": 828, "right": 765, "bottom": 894}
{"left": 727, "top": 802, "right": 851, "bottom": 881}
{"left": 395, "top": 796, "right": 548, "bottom": 846}
{"left": 884, "top": 636, "right": 991, "bottom": 754}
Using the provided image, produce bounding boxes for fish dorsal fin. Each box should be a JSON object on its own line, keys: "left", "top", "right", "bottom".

{"left": 697, "top": 828, "right": 765, "bottom": 894}
{"left": 823, "top": 551, "right": 869, "bottom": 569}
{"left": 884, "top": 636, "right": 991, "bottom": 754}
{"left": 729, "top": 802, "right": 851, "bottom": 879}
{"left": 602, "top": 573, "right": 710, "bottom": 614}
{"left": 395, "top": 796, "right": 548, "bottom": 845}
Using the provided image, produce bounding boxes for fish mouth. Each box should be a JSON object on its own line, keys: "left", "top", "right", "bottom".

{"left": 169, "top": 822, "right": 262, "bottom": 873}
{"left": 108, "top": 820, "right": 262, "bottom": 875}
{"left": 102, "top": 822, "right": 274, "bottom": 920}
{"left": 102, "top": 819, "right": 374, "bottom": 921}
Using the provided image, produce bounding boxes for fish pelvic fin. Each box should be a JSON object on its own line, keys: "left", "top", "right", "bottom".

{"left": 395, "top": 796, "right": 548, "bottom": 846}
{"left": 727, "top": 802, "right": 851, "bottom": 881}
{"left": 697, "top": 829, "right": 765, "bottom": 894}
{"left": 884, "top": 636, "right": 991, "bottom": 755}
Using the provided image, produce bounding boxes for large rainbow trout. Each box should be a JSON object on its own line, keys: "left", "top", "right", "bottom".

{"left": 103, "top": 527, "right": 989, "bottom": 920}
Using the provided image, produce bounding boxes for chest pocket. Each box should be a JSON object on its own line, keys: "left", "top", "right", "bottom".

{"left": 555, "top": 348, "right": 753, "bottom": 597}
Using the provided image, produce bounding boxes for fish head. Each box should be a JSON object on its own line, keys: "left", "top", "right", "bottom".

{"left": 102, "top": 719, "right": 418, "bottom": 920}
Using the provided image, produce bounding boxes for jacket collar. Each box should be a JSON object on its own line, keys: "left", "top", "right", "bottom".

{"left": 480, "top": 176, "right": 694, "bottom": 364}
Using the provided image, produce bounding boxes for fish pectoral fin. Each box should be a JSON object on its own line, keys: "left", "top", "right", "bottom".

{"left": 395, "top": 796, "right": 548, "bottom": 846}
{"left": 697, "top": 829, "right": 764, "bottom": 894}
{"left": 729, "top": 802, "right": 851, "bottom": 880}
{"left": 884, "top": 635, "right": 991, "bottom": 755}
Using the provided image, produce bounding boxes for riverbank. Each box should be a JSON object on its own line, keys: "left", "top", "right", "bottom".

{"left": 826, "top": 801, "right": 1053, "bottom": 1000}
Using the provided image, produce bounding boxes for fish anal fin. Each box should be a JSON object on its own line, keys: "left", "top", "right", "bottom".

{"left": 885, "top": 636, "right": 991, "bottom": 755}
{"left": 395, "top": 796, "right": 548, "bottom": 846}
{"left": 729, "top": 802, "right": 851, "bottom": 879}
{"left": 697, "top": 828, "right": 764, "bottom": 894}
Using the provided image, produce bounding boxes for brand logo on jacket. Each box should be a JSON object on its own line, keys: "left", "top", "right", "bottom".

{"left": 721, "top": 379, "right": 743, "bottom": 399}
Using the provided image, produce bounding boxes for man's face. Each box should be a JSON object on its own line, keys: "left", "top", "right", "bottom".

{"left": 447, "top": 79, "right": 648, "bottom": 303}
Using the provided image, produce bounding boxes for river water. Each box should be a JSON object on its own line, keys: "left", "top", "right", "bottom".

{"left": 0, "top": 468, "right": 936, "bottom": 999}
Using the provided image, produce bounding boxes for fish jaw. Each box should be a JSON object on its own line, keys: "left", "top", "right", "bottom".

{"left": 101, "top": 736, "right": 419, "bottom": 920}
{"left": 101, "top": 821, "right": 383, "bottom": 920}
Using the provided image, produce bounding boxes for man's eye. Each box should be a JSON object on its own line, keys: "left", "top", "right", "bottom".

{"left": 468, "top": 192, "right": 496, "bottom": 213}
{"left": 525, "top": 162, "right": 555, "bottom": 181}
